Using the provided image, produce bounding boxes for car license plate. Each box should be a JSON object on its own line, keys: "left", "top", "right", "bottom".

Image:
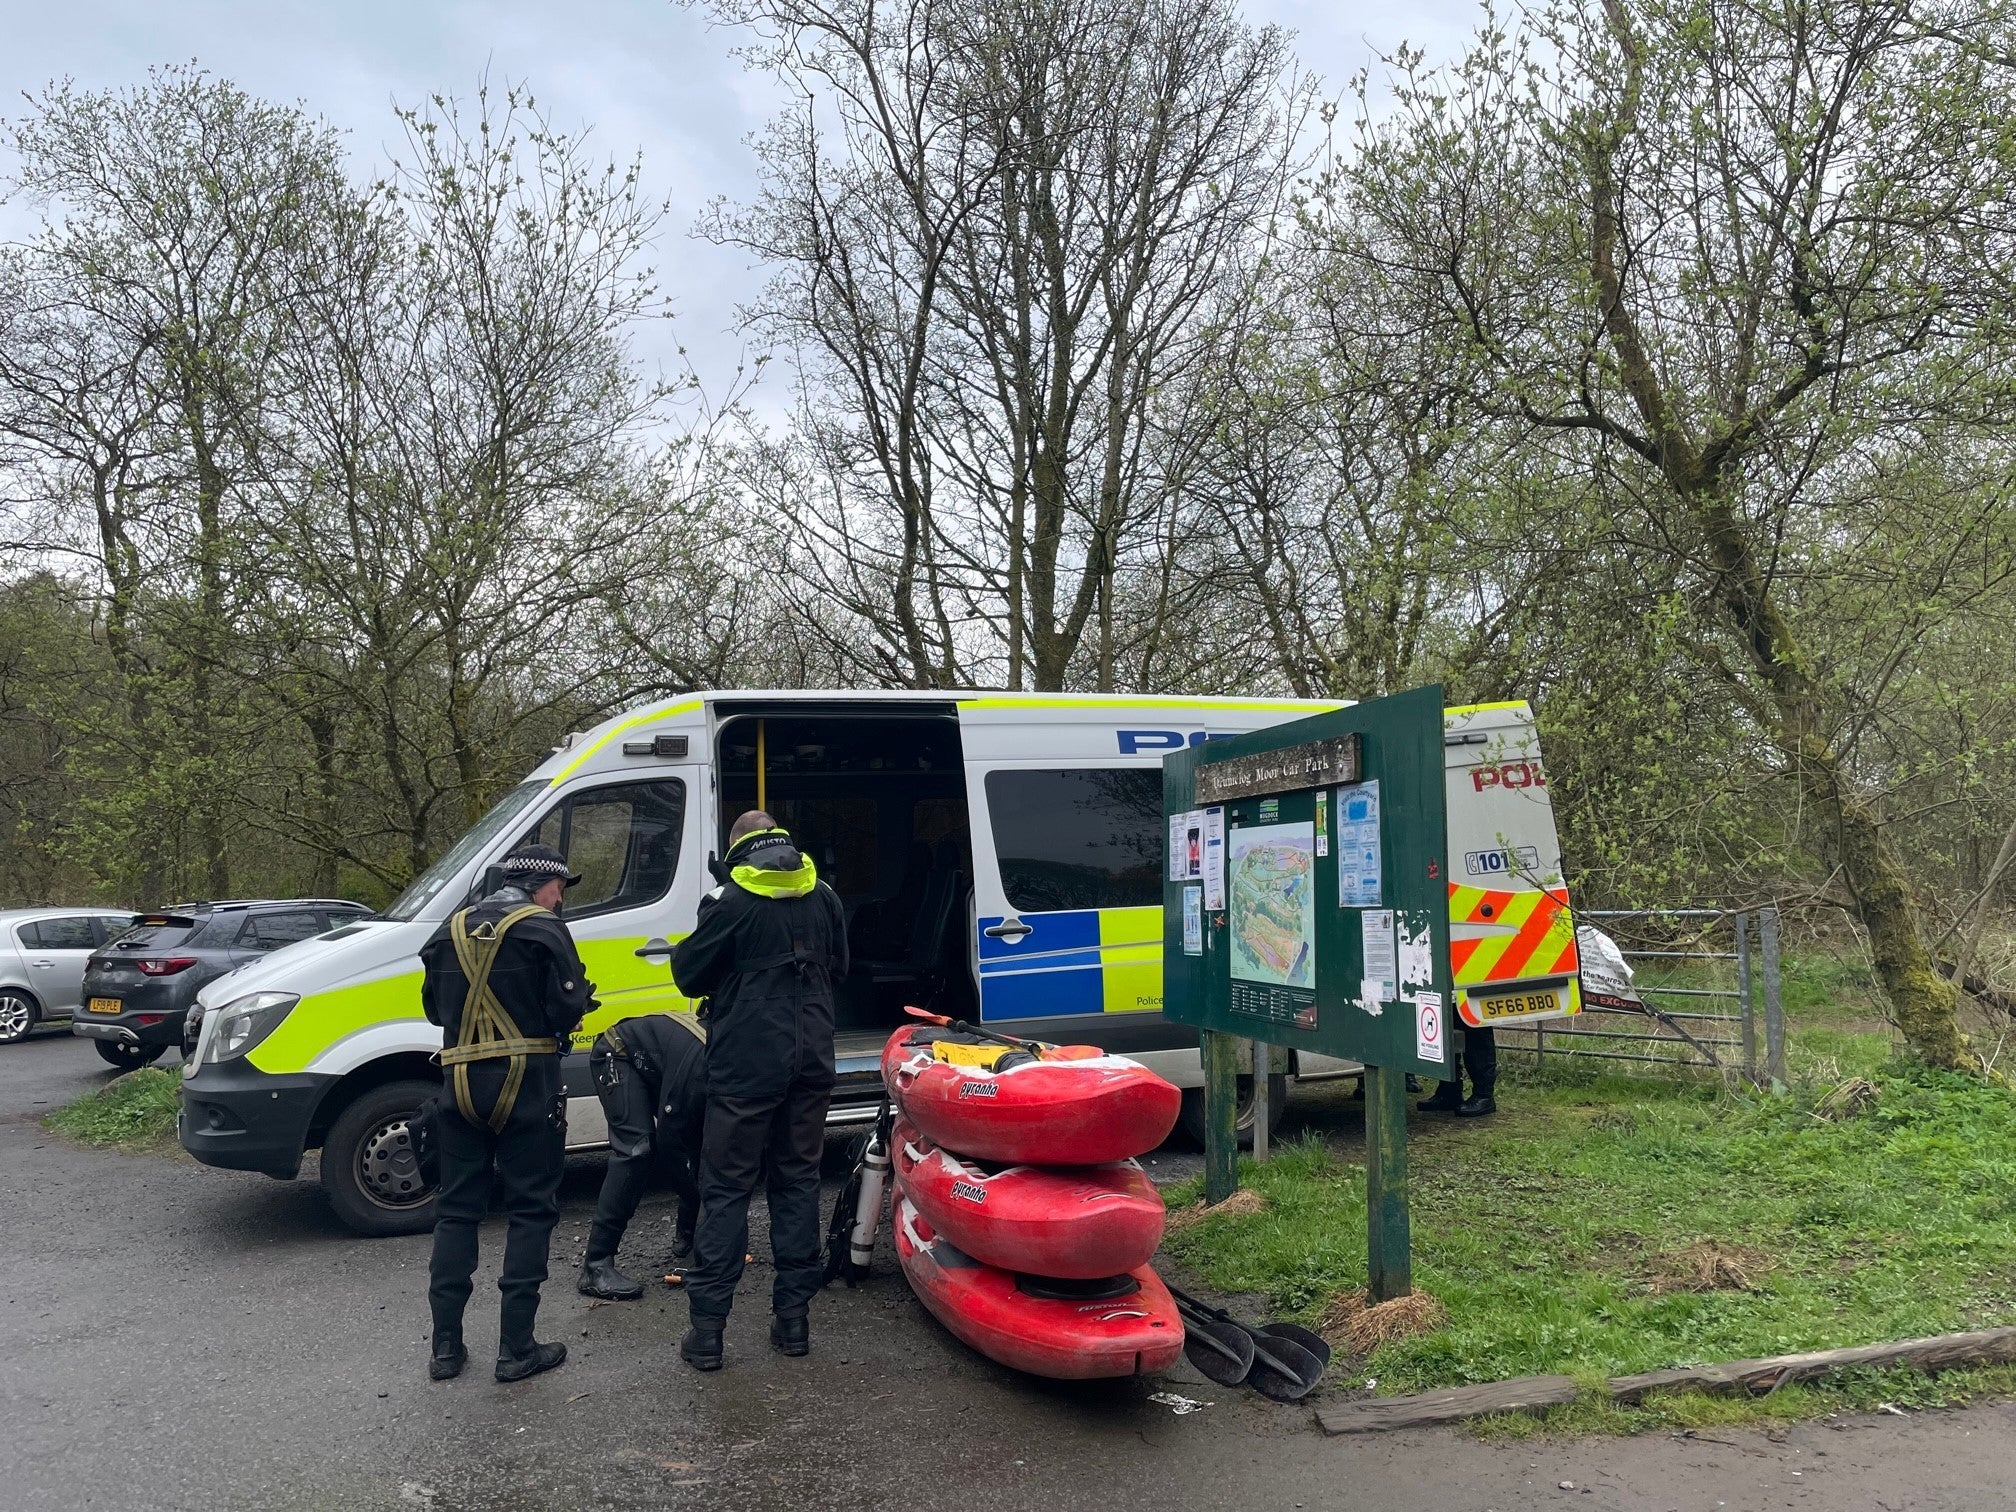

{"left": 1473, "top": 988, "right": 1560, "bottom": 1021}
{"left": 88, "top": 997, "right": 122, "bottom": 1014}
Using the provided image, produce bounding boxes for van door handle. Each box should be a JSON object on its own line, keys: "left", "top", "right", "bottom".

{"left": 983, "top": 920, "right": 1032, "bottom": 941}
{"left": 634, "top": 938, "right": 675, "bottom": 959}
{"left": 30, "top": 959, "right": 53, "bottom": 969}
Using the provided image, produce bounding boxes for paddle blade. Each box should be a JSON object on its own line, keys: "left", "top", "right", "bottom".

{"left": 1259, "top": 1321, "right": 1332, "bottom": 1372}
{"left": 1182, "top": 1316, "right": 1256, "bottom": 1386}
{"left": 1247, "top": 1333, "right": 1325, "bottom": 1402}
{"left": 902, "top": 1004, "right": 952, "bottom": 1024}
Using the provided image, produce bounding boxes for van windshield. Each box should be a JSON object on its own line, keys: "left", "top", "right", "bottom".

{"left": 381, "top": 782, "right": 549, "bottom": 922}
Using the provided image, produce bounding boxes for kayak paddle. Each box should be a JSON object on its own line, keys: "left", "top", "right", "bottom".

{"left": 1166, "top": 1284, "right": 1325, "bottom": 1402}
{"left": 901, "top": 1004, "right": 1038, "bottom": 1050}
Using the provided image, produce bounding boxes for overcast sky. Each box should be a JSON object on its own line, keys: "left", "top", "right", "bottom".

{"left": 1, "top": 0, "right": 1481, "bottom": 411}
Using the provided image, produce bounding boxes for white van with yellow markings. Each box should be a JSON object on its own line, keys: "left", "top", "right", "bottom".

{"left": 179, "top": 691, "right": 1578, "bottom": 1235}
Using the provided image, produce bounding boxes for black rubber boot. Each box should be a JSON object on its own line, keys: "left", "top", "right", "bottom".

{"left": 1418, "top": 1083, "right": 1464, "bottom": 1113}
{"left": 429, "top": 1330, "right": 467, "bottom": 1381}
{"left": 494, "top": 1340, "right": 567, "bottom": 1383}
{"left": 673, "top": 1224, "right": 696, "bottom": 1261}
{"left": 1454, "top": 1094, "right": 1498, "bottom": 1118}
{"left": 770, "top": 1315, "right": 810, "bottom": 1357}
{"left": 578, "top": 1257, "right": 645, "bottom": 1301}
{"left": 681, "top": 1320, "right": 725, "bottom": 1372}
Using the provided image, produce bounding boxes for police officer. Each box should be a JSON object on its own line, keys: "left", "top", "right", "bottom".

{"left": 421, "top": 844, "right": 595, "bottom": 1383}
{"left": 671, "top": 812, "right": 848, "bottom": 1370}
{"left": 577, "top": 1011, "right": 707, "bottom": 1300}
{"left": 1418, "top": 1024, "right": 1497, "bottom": 1117}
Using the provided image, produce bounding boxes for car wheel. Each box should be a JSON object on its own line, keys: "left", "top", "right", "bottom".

{"left": 0, "top": 992, "right": 38, "bottom": 1044}
{"left": 1176, "top": 1073, "right": 1288, "bottom": 1151}
{"left": 320, "top": 1080, "right": 440, "bottom": 1237}
{"left": 94, "top": 1039, "right": 167, "bottom": 1070}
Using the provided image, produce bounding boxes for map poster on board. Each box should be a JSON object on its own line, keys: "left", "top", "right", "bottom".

{"left": 1229, "top": 821, "right": 1316, "bottom": 988}
{"left": 1227, "top": 818, "right": 1319, "bottom": 1031}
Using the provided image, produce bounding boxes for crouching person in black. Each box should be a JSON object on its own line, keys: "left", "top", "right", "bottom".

{"left": 671, "top": 811, "right": 847, "bottom": 1371}
{"left": 578, "top": 1011, "right": 707, "bottom": 1300}
{"left": 421, "top": 844, "right": 595, "bottom": 1384}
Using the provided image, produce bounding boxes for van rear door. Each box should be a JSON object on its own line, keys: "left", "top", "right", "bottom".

{"left": 1442, "top": 702, "right": 1581, "bottom": 1028}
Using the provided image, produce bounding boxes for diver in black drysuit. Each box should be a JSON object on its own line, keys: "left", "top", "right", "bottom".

{"left": 577, "top": 1011, "right": 707, "bottom": 1300}
{"left": 671, "top": 813, "right": 848, "bottom": 1370}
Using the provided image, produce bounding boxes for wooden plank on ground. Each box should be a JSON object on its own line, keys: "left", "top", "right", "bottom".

{"left": 1607, "top": 1326, "right": 2016, "bottom": 1403}
{"left": 1315, "top": 1374, "right": 1579, "bottom": 1435}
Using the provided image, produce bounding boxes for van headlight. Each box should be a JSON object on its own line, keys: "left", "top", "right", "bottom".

{"left": 207, "top": 991, "right": 300, "bottom": 1063}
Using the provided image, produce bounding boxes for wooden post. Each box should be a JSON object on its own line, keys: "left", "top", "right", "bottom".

{"left": 1203, "top": 1029, "right": 1240, "bottom": 1204}
{"left": 1363, "top": 1062, "right": 1411, "bottom": 1300}
{"left": 1250, "top": 1038, "right": 1270, "bottom": 1163}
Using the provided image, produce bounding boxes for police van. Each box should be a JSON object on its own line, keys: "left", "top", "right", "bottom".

{"left": 179, "top": 691, "right": 1578, "bottom": 1235}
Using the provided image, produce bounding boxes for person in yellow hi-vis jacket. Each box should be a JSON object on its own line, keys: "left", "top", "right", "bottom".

{"left": 419, "top": 845, "right": 596, "bottom": 1384}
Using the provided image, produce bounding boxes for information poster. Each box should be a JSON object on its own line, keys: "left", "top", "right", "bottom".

{"left": 1360, "top": 908, "right": 1396, "bottom": 1003}
{"left": 1228, "top": 818, "right": 1318, "bottom": 1030}
{"left": 1169, "top": 810, "right": 1205, "bottom": 882}
{"left": 1336, "top": 779, "right": 1383, "bottom": 907}
{"left": 1182, "top": 886, "right": 1204, "bottom": 955}
{"left": 1202, "top": 807, "right": 1226, "bottom": 910}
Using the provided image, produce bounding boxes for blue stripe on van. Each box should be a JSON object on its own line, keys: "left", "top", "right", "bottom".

{"left": 981, "top": 966, "right": 1104, "bottom": 1021}
{"left": 978, "top": 947, "right": 1105, "bottom": 975}
{"left": 977, "top": 910, "right": 1099, "bottom": 961}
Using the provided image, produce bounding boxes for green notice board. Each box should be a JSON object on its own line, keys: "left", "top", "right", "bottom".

{"left": 1162, "top": 685, "right": 1454, "bottom": 1077}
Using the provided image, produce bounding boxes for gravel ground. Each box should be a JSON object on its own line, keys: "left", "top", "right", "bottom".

{"left": 3, "top": 1030, "right": 2012, "bottom": 1511}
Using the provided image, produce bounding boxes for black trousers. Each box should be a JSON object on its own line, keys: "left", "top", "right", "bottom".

{"left": 428, "top": 1055, "right": 565, "bottom": 1353}
{"left": 685, "top": 1078, "right": 831, "bottom": 1323}
{"left": 1436, "top": 1026, "right": 1497, "bottom": 1097}
{"left": 587, "top": 1042, "right": 700, "bottom": 1263}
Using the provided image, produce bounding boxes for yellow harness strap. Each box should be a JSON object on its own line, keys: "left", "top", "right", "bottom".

{"left": 439, "top": 905, "right": 552, "bottom": 1133}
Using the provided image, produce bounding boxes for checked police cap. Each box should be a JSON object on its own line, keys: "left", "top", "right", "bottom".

{"left": 501, "top": 843, "right": 582, "bottom": 888}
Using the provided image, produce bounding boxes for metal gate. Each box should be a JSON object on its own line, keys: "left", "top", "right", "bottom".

{"left": 1491, "top": 907, "right": 1785, "bottom": 1085}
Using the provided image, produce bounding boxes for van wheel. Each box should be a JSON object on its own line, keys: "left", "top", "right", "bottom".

{"left": 1176, "top": 1074, "right": 1287, "bottom": 1151}
{"left": 321, "top": 1080, "right": 439, "bottom": 1236}
{"left": 0, "top": 991, "right": 39, "bottom": 1044}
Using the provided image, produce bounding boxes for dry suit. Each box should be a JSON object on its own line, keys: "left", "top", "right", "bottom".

{"left": 586, "top": 1011, "right": 707, "bottom": 1264}
{"left": 671, "top": 828, "right": 848, "bottom": 1325}
{"left": 420, "top": 885, "right": 595, "bottom": 1354}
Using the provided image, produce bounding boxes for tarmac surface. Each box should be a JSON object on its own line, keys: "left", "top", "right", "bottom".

{"left": 4, "top": 1028, "right": 2014, "bottom": 1511}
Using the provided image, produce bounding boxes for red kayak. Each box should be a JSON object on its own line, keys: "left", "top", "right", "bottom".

{"left": 881, "top": 1026, "right": 1181, "bottom": 1166}
{"left": 893, "top": 1197, "right": 1183, "bottom": 1379}
{"left": 891, "top": 1117, "right": 1166, "bottom": 1279}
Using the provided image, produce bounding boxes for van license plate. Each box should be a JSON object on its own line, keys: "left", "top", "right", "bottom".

{"left": 1473, "top": 990, "right": 1558, "bottom": 1021}
{"left": 88, "top": 997, "right": 122, "bottom": 1014}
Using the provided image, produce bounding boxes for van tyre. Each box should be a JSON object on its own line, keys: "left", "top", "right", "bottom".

{"left": 94, "top": 1039, "right": 165, "bottom": 1070}
{"left": 0, "top": 991, "right": 39, "bottom": 1044}
{"left": 1176, "top": 1073, "right": 1286, "bottom": 1151}
{"left": 321, "top": 1079, "right": 440, "bottom": 1236}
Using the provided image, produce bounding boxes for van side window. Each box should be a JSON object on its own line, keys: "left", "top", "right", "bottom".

{"left": 521, "top": 779, "right": 686, "bottom": 919}
{"left": 984, "top": 768, "right": 1162, "bottom": 912}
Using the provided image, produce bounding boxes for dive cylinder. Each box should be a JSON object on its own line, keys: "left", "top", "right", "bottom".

{"left": 849, "top": 1123, "right": 892, "bottom": 1271}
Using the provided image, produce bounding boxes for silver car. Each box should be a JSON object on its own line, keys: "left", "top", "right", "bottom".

{"left": 0, "top": 909, "right": 142, "bottom": 1044}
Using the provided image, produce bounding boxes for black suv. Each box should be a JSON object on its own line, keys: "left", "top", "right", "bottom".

{"left": 74, "top": 900, "right": 372, "bottom": 1069}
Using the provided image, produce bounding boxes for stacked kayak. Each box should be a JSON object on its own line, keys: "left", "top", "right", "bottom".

{"left": 882, "top": 1023, "right": 1184, "bottom": 1379}
{"left": 880, "top": 1026, "right": 1180, "bottom": 1165}
{"left": 894, "top": 1198, "right": 1183, "bottom": 1379}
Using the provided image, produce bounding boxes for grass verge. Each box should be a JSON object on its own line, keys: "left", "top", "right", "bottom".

{"left": 1163, "top": 1035, "right": 2016, "bottom": 1432}
{"left": 45, "top": 1067, "right": 182, "bottom": 1151}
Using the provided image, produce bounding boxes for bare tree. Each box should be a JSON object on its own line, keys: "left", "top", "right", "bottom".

{"left": 704, "top": 0, "right": 1310, "bottom": 689}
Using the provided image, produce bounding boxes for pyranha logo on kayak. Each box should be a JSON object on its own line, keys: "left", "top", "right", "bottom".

{"left": 957, "top": 1082, "right": 1000, "bottom": 1098}
{"left": 950, "top": 1179, "right": 988, "bottom": 1204}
